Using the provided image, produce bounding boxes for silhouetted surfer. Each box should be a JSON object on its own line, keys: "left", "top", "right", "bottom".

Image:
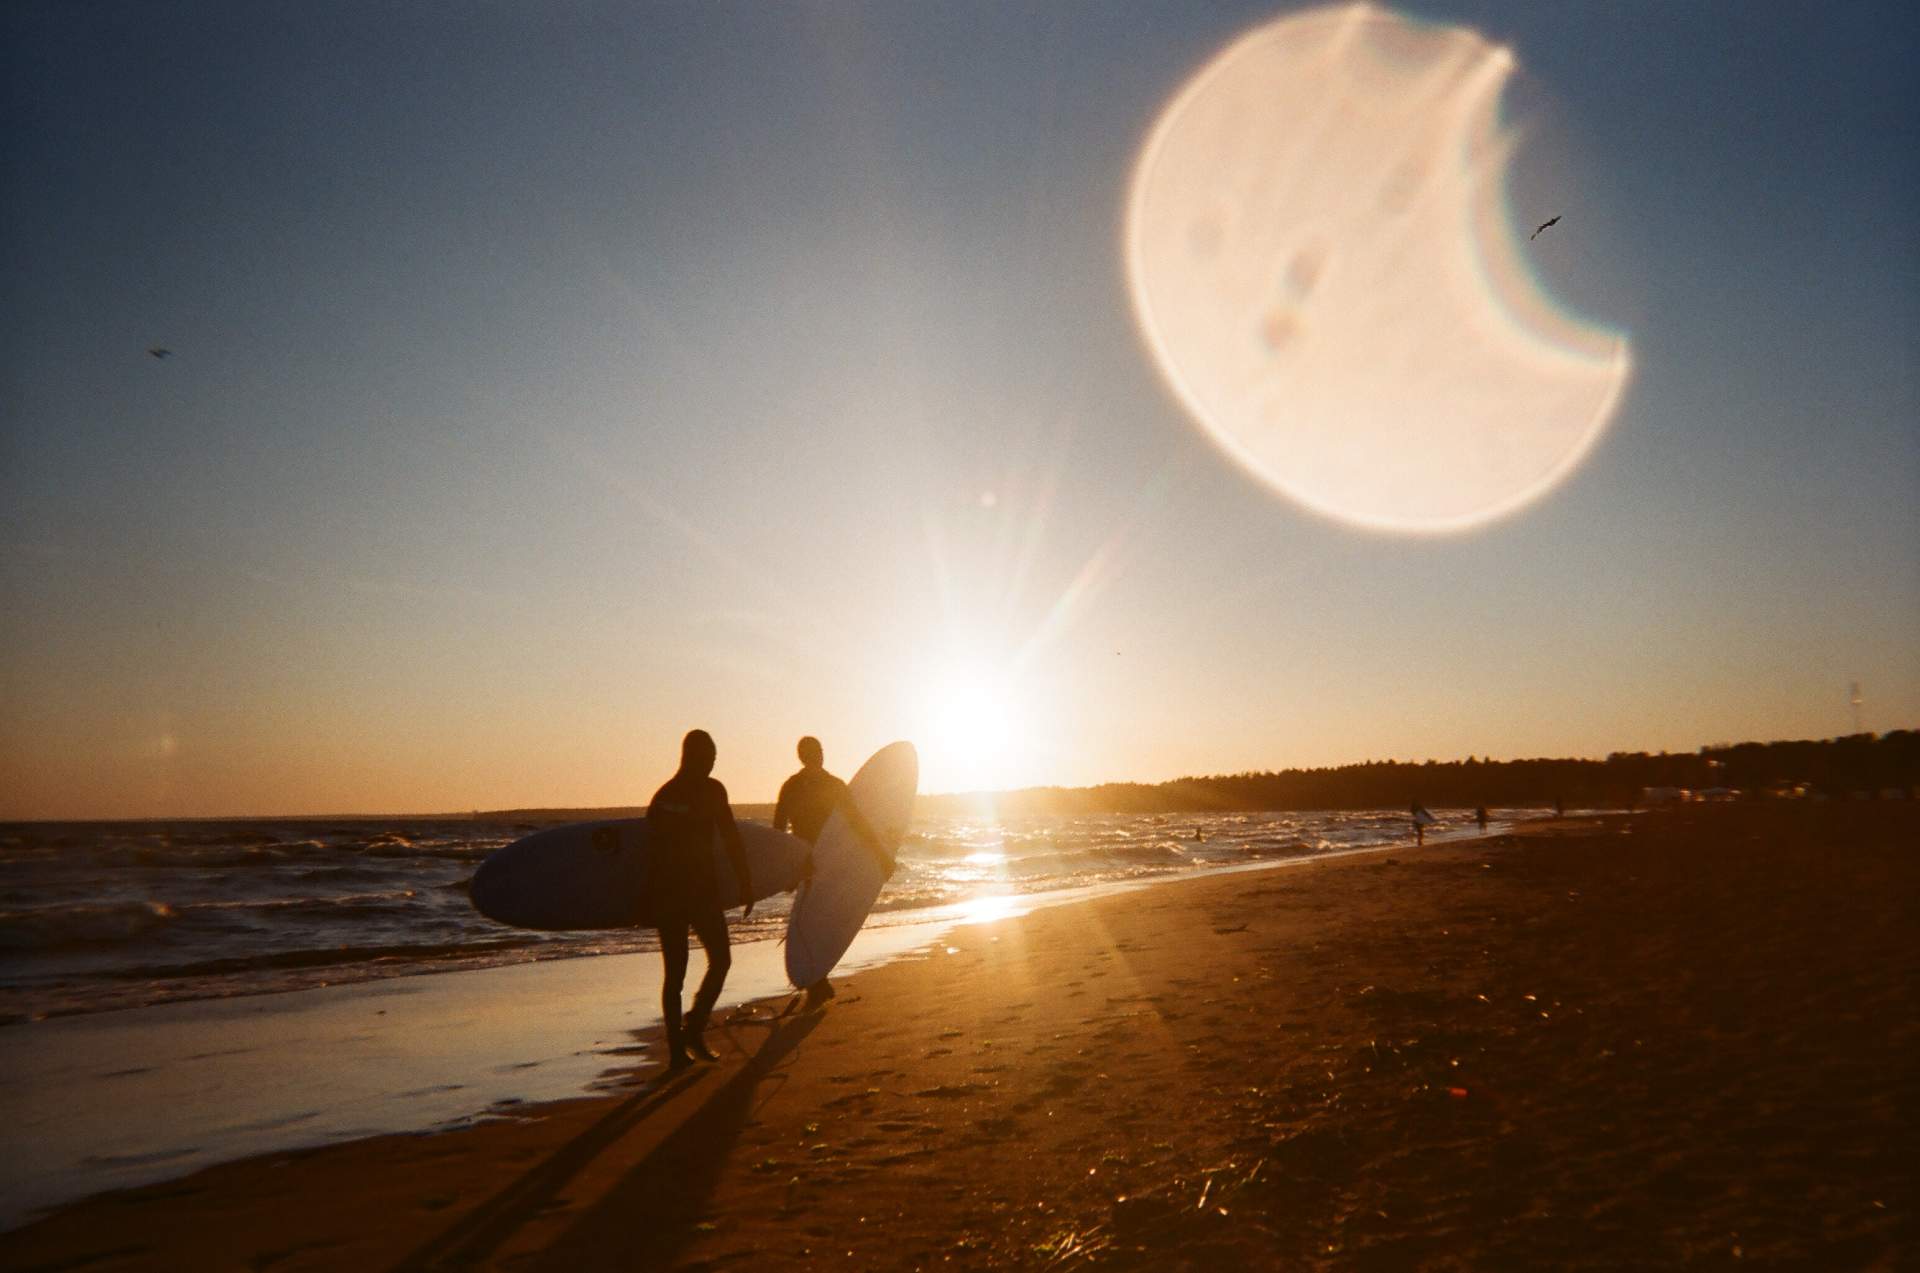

{"left": 775, "top": 736, "right": 848, "bottom": 846}
{"left": 647, "top": 729, "right": 752, "bottom": 1070}
{"left": 776, "top": 736, "right": 849, "bottom": 1008}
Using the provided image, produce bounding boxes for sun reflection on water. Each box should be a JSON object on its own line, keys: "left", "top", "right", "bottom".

{"left": 948, "top": 893, "right": 1028, "bottom": 925}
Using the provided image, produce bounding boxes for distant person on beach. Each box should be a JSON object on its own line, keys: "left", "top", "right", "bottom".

{"left": 647, "top": 729, "right": 751, "bottom": 1070}
{"left": 1411, "top": 801, "right": 1427, "bottom": 847}
{"left": 775, "top": 736, "right": 849, "bottom": 1008}
{"left": 1475, "top": 806, "right": 1490, "bottom": 835}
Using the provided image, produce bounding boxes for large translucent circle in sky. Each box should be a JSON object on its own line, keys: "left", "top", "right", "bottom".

{"left": 1126, "top": 4, "right": 1631, "bottom": 533}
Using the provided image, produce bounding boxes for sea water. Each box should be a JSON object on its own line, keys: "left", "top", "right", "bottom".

{"left": 0, "top": 809, "right": 1518, "bottom": 1025}
{"left": 0, "top": 807, "right": 1536, "bottom": 1227}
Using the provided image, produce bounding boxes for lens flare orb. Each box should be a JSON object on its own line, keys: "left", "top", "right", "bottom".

{"left": 1125, "top": 4, "right": 1630, "bottom": 533}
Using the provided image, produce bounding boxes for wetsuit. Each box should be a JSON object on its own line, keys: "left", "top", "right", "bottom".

{"left": 775, "top": 762, "right": 850, "bottom": 1005}
{"left": 646, "top": 771, "right": 747, "bottom": 1057}
{"left": 774, "top": 765, "right": 848, "bottom": 846}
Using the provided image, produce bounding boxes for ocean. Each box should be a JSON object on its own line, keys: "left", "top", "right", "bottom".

{"left": 0, "top": 808, "right": 1516, "bottom": 1026}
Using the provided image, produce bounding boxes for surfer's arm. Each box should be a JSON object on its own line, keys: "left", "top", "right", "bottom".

{"left": 712, "top": 781, "right": 753, "bottom": 915}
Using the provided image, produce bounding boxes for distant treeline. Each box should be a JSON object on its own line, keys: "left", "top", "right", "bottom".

{"left": 917, "top": 731, "right": 1920, "bottom": 816}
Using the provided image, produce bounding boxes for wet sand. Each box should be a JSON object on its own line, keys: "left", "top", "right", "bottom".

{"left": 6, "top": 803, "right": 1914, "bottom": 1271}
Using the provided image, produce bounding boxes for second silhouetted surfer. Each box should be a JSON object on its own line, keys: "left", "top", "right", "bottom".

{"left": 775, "top": 736, "right": 849, "bottom": 1009}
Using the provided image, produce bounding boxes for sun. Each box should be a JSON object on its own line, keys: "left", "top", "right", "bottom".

{"left": 911, "top": 661, "right": 1026, "bottom": 794}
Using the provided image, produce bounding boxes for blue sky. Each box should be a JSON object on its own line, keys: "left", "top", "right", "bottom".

{"left": 3, "top": 1, "right": 1915, "bottom": 816}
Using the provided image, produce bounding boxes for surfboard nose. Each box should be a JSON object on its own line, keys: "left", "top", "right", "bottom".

{"left": 874, "top": 740, "right": 918, "bottom": 789}
{"left": 468, "top": 854, "right": 512, "bottom": 921}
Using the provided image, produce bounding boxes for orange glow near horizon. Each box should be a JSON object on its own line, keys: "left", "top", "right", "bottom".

{"left": 6, "top": 6, "right": 1915, "bottom": 825}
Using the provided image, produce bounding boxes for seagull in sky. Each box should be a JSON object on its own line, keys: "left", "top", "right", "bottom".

{"left": 1530, "top": 215, "right": 1561, "bottom": 241}
{"left": 148, "top": 347, "right": 173, "bottom": 359}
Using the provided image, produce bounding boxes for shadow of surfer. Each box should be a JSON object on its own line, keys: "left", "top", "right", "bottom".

{"left": 775, "top": 736, "right": 895, "bottom": 1010}
{"left": 396, "top": 1011, "right": 823, "bottom": 1273}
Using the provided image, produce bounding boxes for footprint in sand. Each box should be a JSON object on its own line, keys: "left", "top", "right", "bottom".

{"left": 874, "top": 1148, "right": 936, "bottom": 1165}
{"left": 83, "top": 1146, "right": 203, "bottom": 1168}
{"left": 913, "top": 1082, "right": 991, "bottom": 1098}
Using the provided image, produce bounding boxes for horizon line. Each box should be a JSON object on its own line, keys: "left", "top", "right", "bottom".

{"left": 4, "top": 729, "right": 1905, "bottom": 825}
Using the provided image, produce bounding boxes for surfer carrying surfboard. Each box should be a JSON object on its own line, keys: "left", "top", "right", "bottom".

{"left": 646, "top": 729, "right": 753, "bottom": 1069}
{"left": 776, "top": 737, "right": 846, "bottom": 1008}
{"left": 777, "top": 736, "right": 897, "bottom": 883}
{"left": 775, "top": 736, "right": 891, "bottom": 1009}
{"left": 774, "top": 736, "right": 847, "bottom": 846}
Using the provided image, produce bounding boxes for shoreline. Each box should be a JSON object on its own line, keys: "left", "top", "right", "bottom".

{"left": 1, "top": 811, "right": 1513, "bottom": 1028}
{"left": 2, "top": 830, "right": 1481, "bottom": 1229}
{"left": 7, "top": 804, "right": 1913, "bottom": 1269}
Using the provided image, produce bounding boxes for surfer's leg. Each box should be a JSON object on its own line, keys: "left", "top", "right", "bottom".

{"left": 658, "top": 918, "right": 693, "bottom": 1069}
{"left": 684, "top": 907, "right": 731, "bottom": 1060}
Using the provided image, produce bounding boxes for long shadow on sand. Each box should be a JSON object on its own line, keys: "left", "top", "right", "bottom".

{"left": 392, "top": 1065, "right": 707, "bottom": 1272}
{"left": 526, "top": 1009, "right": 824, "bottom": 1269}
{"left": 396, "top": 1010, "right": 823, "bottom": 1271}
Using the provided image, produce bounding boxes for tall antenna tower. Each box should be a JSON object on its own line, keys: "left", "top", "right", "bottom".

{"left": 1849, "top": 681, "right": 1863, "bottom": 734}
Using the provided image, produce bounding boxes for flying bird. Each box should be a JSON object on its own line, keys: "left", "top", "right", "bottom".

{"left": 1530, "top": 215, "right": 1561, "bottom": 241}
{"left": 148, "top": 347, "right": 173, "bottom": 359}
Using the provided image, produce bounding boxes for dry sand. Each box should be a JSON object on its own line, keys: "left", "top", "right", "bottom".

{"left": 6, "top": 803, "right": 1914, "bottom": 1271}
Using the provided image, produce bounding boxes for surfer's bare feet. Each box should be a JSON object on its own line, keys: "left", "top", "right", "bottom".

{"left": 804, "top": 980, "right": 836, "bottom": 1010}
{"left": 665, "top": 1048, "right": 696, "bottom": 1073}
{"left": 685, "top": 1036, "right": 720, "bottom": 1063}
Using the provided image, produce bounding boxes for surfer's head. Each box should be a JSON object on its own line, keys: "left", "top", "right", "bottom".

{"left": 680, "top": 729, "right": 716, "bottom": 778}
{"left": 797, "top": 736, "right": 823, "bottom": 768}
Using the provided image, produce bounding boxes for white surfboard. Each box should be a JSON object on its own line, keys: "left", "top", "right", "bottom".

{"left": 470, "top": 818, "right": 807, "bottom": 931}
{"left": 783, "top": 741, "right": 918, "bottom": 987}
{"left": 1412, "top": 805, "right": 1437, "bottom": 827}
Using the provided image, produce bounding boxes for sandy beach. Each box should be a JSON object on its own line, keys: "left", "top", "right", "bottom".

{"left": 6, "top": 802, "right": 1914, "bottom": 1271}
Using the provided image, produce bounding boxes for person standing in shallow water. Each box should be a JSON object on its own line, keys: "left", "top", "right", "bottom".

{"left": 774, "top": 736, "right": 849, "bottom": 1008}
{"left": 647, "top": 729, "right": 751, "bottom": 1070}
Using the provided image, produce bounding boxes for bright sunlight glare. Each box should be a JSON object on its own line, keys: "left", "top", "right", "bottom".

{"left": 908, "top": 659, "right": 1029, "bottom": 794}
{"left": 948, "top": 894, "right": 1029, "bottom": 925}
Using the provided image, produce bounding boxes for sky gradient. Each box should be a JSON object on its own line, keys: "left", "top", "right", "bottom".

{"left": 4, "top": 1, "right": 1916, "bottom": 818}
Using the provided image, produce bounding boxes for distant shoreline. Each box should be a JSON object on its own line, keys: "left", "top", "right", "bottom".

{"left": 4, "top": 730, "right": 1910, "bottom": 825}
